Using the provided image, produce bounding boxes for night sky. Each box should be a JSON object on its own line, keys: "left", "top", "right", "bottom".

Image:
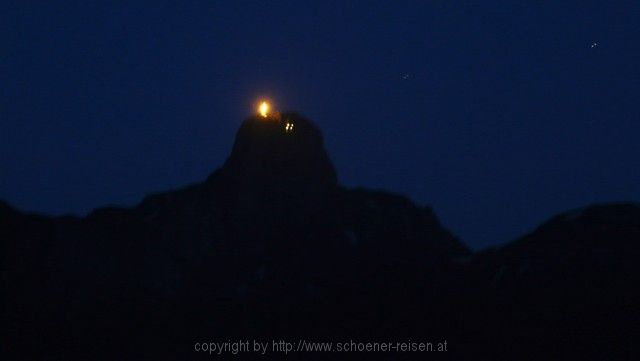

{"left": 2, "top": 1, "right": 639, "bottom": 249}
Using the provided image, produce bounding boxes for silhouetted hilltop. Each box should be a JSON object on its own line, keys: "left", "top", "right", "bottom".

{"left": 1, "top": 114, "right": 638, "bottom": 360}
{"left": 223, "top": 113, "right": 337, "bottom": 186}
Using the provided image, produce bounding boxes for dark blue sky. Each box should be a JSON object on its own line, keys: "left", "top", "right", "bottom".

{"left": 2, "top": 1, "right": 639, "bottom": 249}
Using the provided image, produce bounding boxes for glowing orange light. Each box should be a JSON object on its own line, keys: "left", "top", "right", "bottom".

{"left": 259, "top": 101, "right": 270, "bottom": 118}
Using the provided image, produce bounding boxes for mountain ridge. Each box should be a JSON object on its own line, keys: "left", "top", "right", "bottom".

{"left": 2, "top": 114, "right": 638, "bottom": 360}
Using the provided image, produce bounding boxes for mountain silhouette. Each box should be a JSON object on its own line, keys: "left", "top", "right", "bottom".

{"left": 1, "top": 113, "right": 638, "bottom": 360}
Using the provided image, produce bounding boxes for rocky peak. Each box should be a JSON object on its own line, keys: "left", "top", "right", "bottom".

{"left": 215, "top": 113, "right": 338, "bottom": 227}
{"left": 221, "top": 112, "right": 337, "bottom": 188}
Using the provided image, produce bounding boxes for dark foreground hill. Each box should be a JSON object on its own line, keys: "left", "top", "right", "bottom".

{"left": 1, "top": 113, "right": 638, "bottom": 360}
